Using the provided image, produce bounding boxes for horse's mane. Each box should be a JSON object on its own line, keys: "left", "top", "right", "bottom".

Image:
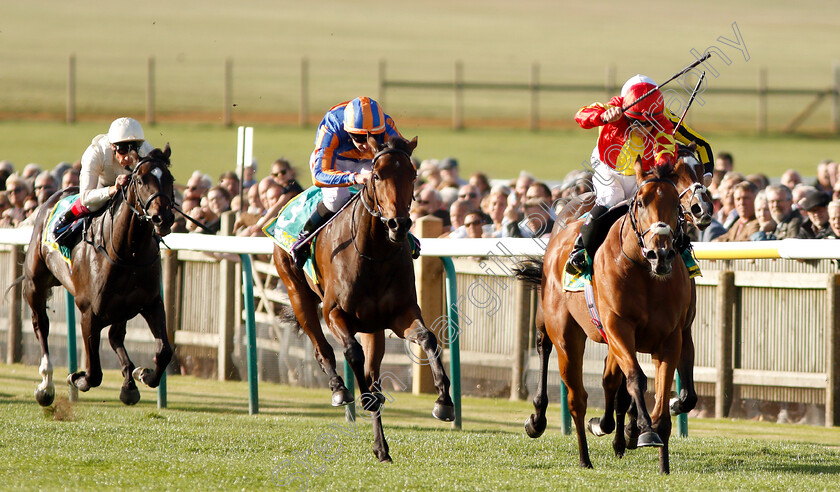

{"left": 144, "top": 147, "right": 172, "bottom": 168}
{"left": 384, "top": 135, "right": 413, "bottom": 156}
{"left": 650, "top": 162, "right": 676, "bottom": 181}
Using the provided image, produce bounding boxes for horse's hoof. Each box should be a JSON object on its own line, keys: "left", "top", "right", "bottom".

{"left": 432, "top": 402, "right": 455, "bottom": 422}
{"left": 67, "top": 373, "right": 90, "bottom": 392}
{"left": 637, "top": 431, "right": 664, "bottom": 448}
{"left": 379, "top": 454, "right": 393, "bottom": 463}
{"left": 525, "top": 415, "right": 546, "bottom": 439}
{"left": 331, "top": 388, "right": 354, "bottom": 407}
{"left": 669, "top": 397, "right": 681, "bottom": 416}
{"left": 132, "top": 367, "right": 154, "bottom": 387}
{"left": 34, "top": 387, "right": 55, "bottom": 407}
{"left": 587, "top": 418, "right": 609, "bottom": 437}
{"left": 120, "top": 386, "right": 141, "bottom": 406}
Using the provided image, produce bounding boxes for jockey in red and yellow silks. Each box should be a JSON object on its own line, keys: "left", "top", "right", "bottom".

{"left": 566, "top": 75, "right": 713, "bottom": 276}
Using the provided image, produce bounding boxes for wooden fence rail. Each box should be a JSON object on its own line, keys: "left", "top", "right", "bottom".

{"left": 1, "top": 227, "right": 838, "bottom": 427}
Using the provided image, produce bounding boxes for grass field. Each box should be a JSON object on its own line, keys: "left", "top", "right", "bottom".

{"left": 3, "top": 1, "right": 840, "bottom": 187}
{"left": 1, "top": 363, "right": 839, "bottom": 491}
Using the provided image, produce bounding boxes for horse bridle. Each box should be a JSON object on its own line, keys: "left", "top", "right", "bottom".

{"left": 358, "top": 146, "right": 414, "bottom": 223}
{"left": 121, "top": 156, "right": 174, "bottom": 222}
{"left": 352, "top": 145, "right": 414, "bottom": 262}
{"left": 623, "top": 177, "right": 683, "bottom": 265}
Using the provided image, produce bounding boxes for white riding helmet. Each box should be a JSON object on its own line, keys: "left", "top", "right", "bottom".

{"left": 107, "top": 117, "right": 145, "bottom": 143}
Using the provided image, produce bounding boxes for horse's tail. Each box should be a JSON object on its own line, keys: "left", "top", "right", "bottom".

{"left": 4, "top": 275, "right": 25, "bottom": 300}
{"left": 277, "top": 303, "right": 304, "bottom": 333}
{"left": 513, "top": 256, "right": 544, "bottom": 287}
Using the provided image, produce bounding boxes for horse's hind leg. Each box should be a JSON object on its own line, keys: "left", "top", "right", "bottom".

{"left": 391, "top": 308, "right": 454, "bottom": 422}
{"left": 554, "top": 315, "right": 593, "bottom": 469}
{"left": 68, "top": 311, "right": 103, "bottom": 392}
{"left": 134, "top": 297, "right": 173, "bottom": 388}
{"left": 587, "top": 352, "right": 623, "bottom": 439}
{"left": 108, "top": 321, "right": 140, "bottom": 405}
{"left": 23, "top": 276, "right": 55, "bottom": 406}
{"left": 671, "top": 281, "right": 698, "bottom": 416}
{"left": 275, "top": 249, "right": 351, "bottom": 406}
{"left": 525, "top": 306, "right": 551, "bottom": 439}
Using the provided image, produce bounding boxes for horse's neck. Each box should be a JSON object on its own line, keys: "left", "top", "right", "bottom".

{"left": 606, "top": 215, "right": 645, "bottom": 270}
{"left": 104, "top": 196, "right": 154, "bottom": 260}
{"left": 353, "top": 191, "right": 386, "bottom": 249}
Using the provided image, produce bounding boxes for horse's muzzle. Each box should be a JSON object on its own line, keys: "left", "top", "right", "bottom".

{"left": 386, "top": 216, "right": 412, "bottom": 242}
{"left": 690, "top": 202, "right": 713, "bottom": 230}
{"left": 646, "top": 247, "right": 676, "bottom": 277}
{"left": 152, "top": 210, "right": 175, "bottom": 236}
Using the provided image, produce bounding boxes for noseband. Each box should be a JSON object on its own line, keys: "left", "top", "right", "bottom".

{"left": 626, "top": 177, "right": 682, "bottom": 263}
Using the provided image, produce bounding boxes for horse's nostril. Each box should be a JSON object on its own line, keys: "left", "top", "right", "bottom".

{"left": 645, "top": 250, "right": 657, "bottom": 261}
{"left": 152, "top": 215, "right": 162, "bottom": 224}
{"left": 691, "top": 204, "right": 702, "bottom": 215}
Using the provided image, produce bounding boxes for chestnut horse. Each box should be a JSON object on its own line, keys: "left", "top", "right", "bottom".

{"left": 554, "top": 143, "right": 711, "bottom": 429}
{"left": 272, "top": 135, "right": 455, "bottom": 463}
{"left": 21, "top": 146, "right": 176, "bottom": 407}
{"left": 517, "top": 158, "right": 691, "bottom": 474}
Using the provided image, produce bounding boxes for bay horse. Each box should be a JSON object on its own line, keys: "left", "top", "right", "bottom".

{"left": 517, "top": 158, "right": 691, "bottom": 474}
{"left": 272, "top": 135, "right": 455, "bottom": 463}
{"left": 21, "top": 146, "right": 176, "bottom": 407}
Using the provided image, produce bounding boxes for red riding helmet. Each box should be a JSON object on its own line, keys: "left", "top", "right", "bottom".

{"left": 621, "top": 75, "right": 664, "bottom": 121}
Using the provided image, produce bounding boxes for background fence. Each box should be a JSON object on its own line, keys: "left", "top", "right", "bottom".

{"left": 4, "top": 54, "right": 840, "bottom": 134}
{"left": 2, "top": 222, "right": 838, "bottom": 427}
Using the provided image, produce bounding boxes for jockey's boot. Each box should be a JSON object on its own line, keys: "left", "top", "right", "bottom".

{"left": 53, "top": 208, "right": 81, "bottom": 245}
{"left": 290, "top": 202, "right": 335, "bottom": 270}
{"left": 566, "top": 204, "right": 609, "bottom": 276}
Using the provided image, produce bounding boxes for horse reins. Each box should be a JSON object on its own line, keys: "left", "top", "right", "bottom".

{"left": 620, "top": 177, "right": 682, "bottom": 267}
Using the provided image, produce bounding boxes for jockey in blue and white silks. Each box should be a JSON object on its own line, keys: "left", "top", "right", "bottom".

{"left": 290, "top": 97, "right": 403, "bottom": 269}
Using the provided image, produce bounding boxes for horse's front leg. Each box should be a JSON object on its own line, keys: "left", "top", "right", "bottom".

{"left": 606, "top": 319, "right": 662, "bottom": 449}
{"left": 68, "top": 311, "right": 103, "bottom": 392}
{"left": 134, "top": 297, "right": 172, "bottom": 388}
{"left": 390, "top": 308, "right": 454, "bottom": 422}
{"left": 651, "top": 331, "right": 681, "bottom": 475}
{"left": 108, "top": 321, "right": 140, "bottom": 405}
{"left": 327, "top": 308, "right": 391, "bottom": 463}
{"left": 359, "top": 332, "right": 391, "bottom": 463}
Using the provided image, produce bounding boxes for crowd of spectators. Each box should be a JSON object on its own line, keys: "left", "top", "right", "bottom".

{"left": 2, "top": 149, "right": 840, "bottom": 249}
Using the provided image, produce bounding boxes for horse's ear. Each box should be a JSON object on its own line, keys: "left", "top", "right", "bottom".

{"left": 367, "top": 132, "right": 380, "bottom": 153}
{"left": 163, "top": 143, "right": 171, "bottom": 159}
{"left": 408, "top": 136, "right": 418, "bottom": 153}
{"left": 634, "top": 155, "right": 644, "bottom": 182}
{"left": 687, "top": 140, "right": 697, "bottom": 152}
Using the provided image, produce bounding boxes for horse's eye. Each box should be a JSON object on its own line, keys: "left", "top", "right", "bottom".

{"left": 373, "top": 174, "right": 381, "bottom": 182}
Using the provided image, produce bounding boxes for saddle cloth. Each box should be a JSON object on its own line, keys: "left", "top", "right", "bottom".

{"left": 42, "top": 195, "right": 80, "bottom": 268}
{"left": 262, "top": 186, "right": 328, "bottom": 284}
